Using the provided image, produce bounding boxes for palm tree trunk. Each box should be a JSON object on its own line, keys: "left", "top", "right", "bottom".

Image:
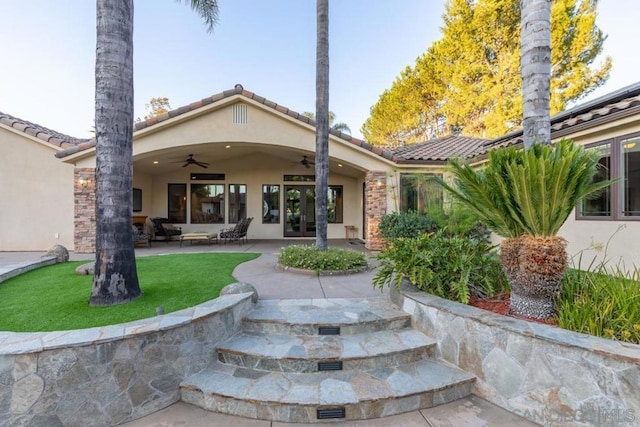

{"left": 521, "top": 0, "right": 551, "bottom": 147}
{"left": 315, "top": 0, "right": 329, "bottom": 250}
{"left": 90, "top": 0, "right": 141, "bottom": 306}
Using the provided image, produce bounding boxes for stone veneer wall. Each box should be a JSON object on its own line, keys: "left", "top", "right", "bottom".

{"left": 74, "top": 168, "right": 96, "bottom": 253}
{"left": 391, "top": 284, "right": 640, "bottom": 427}
{"left": 0, "top": 293, "right": 254, "bottom": 426}
{"left": 364, "top": 171, "right": 387, "bottom": 251}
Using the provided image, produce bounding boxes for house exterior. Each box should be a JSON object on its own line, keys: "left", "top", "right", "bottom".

{"left": 1, "top": 82, "right": 639, "bottom": 270}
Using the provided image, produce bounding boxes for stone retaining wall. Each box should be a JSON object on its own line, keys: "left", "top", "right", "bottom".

{"left": 391, "top": 285, "right": 640, "bottom": 427}
{"left": 0, "top": 293, "right": 255, "bottom": 426}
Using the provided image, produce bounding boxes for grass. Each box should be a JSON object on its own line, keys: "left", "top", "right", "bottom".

{"left": 0, "top": 252, "right": 259, "bottom": 332}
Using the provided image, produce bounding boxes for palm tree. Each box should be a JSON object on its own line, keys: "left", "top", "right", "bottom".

{"left": 437, "top": 140, "right": 613, "bottom": 319}
{"left": 303, "top": 111, "right": 351, "bottom": 134}
{"left": 315, "top": 0, "right": 329, "bottom": 251}
{"left": 521, "top": 0, "right": 551, "bottom": 147}
{"left": 90, "top": 0, "right": 218, "bottom": 306}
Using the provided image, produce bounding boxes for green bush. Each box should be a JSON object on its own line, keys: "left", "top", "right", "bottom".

{"left": 556, "top": 267, "right": 640, "bottom": 344}
{"left": 278, "top": 245, "right": 369, "bottom": 272}
{"left": 372, "top": 231, "right": 508, "bottom": 304}
{"left": 378, "top": 210, "right": 438, "bottom": 240}
{"left": 425, "top": 204, "right": 490, "bottom": 242}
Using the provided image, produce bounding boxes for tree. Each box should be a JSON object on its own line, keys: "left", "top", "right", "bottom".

{"left": 437, "top": 140, "right": 613, "bottom": 319}
{"left": 521, "top": 0, "right": 551, "bottom": 147}
{"left": 315, "top": 0, "right": 329, "bottom": 251}
{"left": 362, "top": 0, "right": 611, "bottom": 146}
{"left": 91, "top": 0, "right": 218, "bottom": 306}
{"left": 143, "top": 96, "right": 172, "bottom": 121}
{"left": 303, "top": 111, "right": 351, "bottom": 134}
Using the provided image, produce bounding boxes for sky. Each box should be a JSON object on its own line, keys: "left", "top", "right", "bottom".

{"left": 0, "top": 0, "right": 638, "bottom": 140}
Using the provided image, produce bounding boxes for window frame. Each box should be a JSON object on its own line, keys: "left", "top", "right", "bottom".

{"left": 576, "top": 132, "right": 640, "bottom": 222}
{"left": 167, "top": 183, "right": 187, "bottom": 224}
{"left": 228, "top": 184, "right": 247, "bottom": 224}
{"left": 399, "top": 173, "right": 443, "bottom": 213}
{"left": 190, "top": 183, "right": 225, "bottom": 224}
{"left": 262, "top": 184, "right": 280, "bottom": 224}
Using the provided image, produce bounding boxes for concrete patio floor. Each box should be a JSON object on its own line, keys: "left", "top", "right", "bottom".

{"left": 0, "top": 239, "right": 539, "bottom": 426}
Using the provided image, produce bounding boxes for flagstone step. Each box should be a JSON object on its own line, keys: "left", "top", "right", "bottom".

{"left": 242, "top": 297, "right": 411, "bottom": 335}
{"left": 216, "top": 329, "right": 436, "bottom": 373}
{"left": 180, "top": 359, "right": 475, "bottom": 422}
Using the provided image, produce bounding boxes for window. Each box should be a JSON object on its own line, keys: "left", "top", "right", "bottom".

{"left": 132, "top": 188, "right": 142, "bottom": 212}
{"left": 263, "top": 185, "right": 280, "bottom": 224}
{"left": 621, "top": 136, "right": 640, "bottom": 217}
{"left": 168, "top": 184, "right": 186, "bottom": 223}
{"left": 578, "top": 134, "right": 640, "bottom": 221}
{"left": 400, "top": 173, "right": 443, "bottom": 212}
{"left": 191, "top": 184, "right": 224, "bottom": 224}
{"left": 579, "top": 143, "right": 611, "bottom": 217}
{"left": 229, "top": 184, "right": 247, "bottom": 223}
{"left": 328, "top": 186, "right": 343, "bottom": 223}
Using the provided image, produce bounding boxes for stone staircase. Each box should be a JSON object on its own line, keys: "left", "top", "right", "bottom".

{"left": 180, "top": 297, "right": 475, "bottom": 423}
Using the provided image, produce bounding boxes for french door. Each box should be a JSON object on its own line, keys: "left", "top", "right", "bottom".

{"left": 284, "top": 186, "right": 316, "bottom": 237}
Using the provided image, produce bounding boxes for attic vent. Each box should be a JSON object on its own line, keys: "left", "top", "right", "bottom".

{"left": 233, "top": 104, "right": 248, "bottom": 124}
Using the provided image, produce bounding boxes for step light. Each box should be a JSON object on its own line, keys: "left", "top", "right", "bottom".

{"left": 318, "top": 361, "right": 343, "bottom": 371}
{"left": 317, "top": 407, "right": 346, "bottom": 419}
{"left": 318, "top": 326, "right": 340, "bottom": 335}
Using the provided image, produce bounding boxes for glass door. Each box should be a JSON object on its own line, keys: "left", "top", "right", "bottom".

{"left": 284, "top": 186, "right": 316, "bottom": 237}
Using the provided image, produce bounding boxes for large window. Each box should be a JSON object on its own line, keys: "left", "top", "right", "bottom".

{"left": 191, "top": 184, "right": 225, "bottom": 224}
{"left": 579, "top": 143, "right": 611, "bottom": 217}
{"left": 229, "top": 184, "right": 247, "bottom": 223}
{"left": 168, "top": 184, "right": 187, "bottom": 223}
{"left": 328, "top": 186, "right": 343, "bottom": 223}
{"left": 578, "top": 134, "right": 640, "bottom": 220}
{"left": 400, "top": 173, "right": 443, "bottom": 212}
{"left": 263, "top": 185, "right": 280, "bottom": 223}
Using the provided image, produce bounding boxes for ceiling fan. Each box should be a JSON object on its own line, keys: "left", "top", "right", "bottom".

{"left": 181, "top": 154, "right": 209, "bottom": 168}
{"left": 300, "top": 155, "right": 315, "bottom": 169}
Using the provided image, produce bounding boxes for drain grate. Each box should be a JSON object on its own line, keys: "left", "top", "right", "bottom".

{"left": 318, "top": 361, "right": 343, "bottom": 371}
{"left": 318, "top": 326, "right": 341, "bottom": 335}
{"left": 317, "top": 407, "right": 346, "bottom": 419}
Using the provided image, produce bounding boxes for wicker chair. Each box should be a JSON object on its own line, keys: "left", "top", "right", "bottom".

{"left": 151, "top": 217, "right": 182, "bottom": 242}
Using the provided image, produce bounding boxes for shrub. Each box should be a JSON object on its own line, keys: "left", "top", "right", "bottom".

{"left": 556, "top": 267, "right": 640, "bottom": 344}
{"left": 425, "top": 204, "right": 490, "bottom": 242}
{"left": 278, "top": 245, "right": 368, "bottom": 272}
{"left": 378, "top": 211, "right": 437, "bottom": 240}
{"left": 372, "top": 231, "right": 509, "bottom": 304}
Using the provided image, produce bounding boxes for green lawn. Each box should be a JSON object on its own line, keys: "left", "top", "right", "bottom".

{"left": 0, "top": 252, "right": 259, "bottom": 332}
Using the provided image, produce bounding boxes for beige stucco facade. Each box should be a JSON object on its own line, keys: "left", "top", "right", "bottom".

{"left": 63, "top": 95, "right": 399, "bottom": 251}
{"left": 3, "top": 84, "right": 640, "bottom": 272}
{"left": 0, "top": 125, "right": 75, "bottom": 251}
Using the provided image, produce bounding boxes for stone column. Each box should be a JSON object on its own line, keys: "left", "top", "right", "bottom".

{"left": 365, "top": 171, "right": 387, "bottom": 251}
{"left": 74, "top": 168, "right": 96, "bottom": 253}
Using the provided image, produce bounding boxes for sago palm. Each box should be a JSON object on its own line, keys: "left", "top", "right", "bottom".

{"left": 437, "top": 140, "right": 613, "bottom": 319}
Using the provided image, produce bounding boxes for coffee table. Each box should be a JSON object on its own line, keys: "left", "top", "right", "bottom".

{"left": 179, "top": 232, "right": 218, "bottom": 247}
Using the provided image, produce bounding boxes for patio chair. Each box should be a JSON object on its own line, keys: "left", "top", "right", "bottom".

{"left": 133, "top": 223, "right": 150, "bottom": 247}
{"left": 220, "top": 217, "right": 253, "bottom": 244}
{"left": 151, "top": 217, "right": 182, "bottom": 242}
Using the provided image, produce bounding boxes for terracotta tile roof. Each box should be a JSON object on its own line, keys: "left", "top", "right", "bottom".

{"left": 481, "top": 83, "right": 640, "bottom": 154}
{"left": 0, "top": 111, "right": 90, "bottom": 150}
{"left": 389, "top": 135, "right": 489, "bottom": 162}
{"left": 54, "top": 84, "right": 396, "bottom": 161}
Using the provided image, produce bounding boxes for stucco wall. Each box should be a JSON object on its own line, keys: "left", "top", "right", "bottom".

{"left": 0, "top": 127, "right": 74, "bottom": 251}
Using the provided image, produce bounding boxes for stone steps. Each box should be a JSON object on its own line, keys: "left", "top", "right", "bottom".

{"left": 180, "top": 298, "right": 475, "bottom": 423}
{"left": 217, "top": 329, "right": 436, "bottom": 372}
